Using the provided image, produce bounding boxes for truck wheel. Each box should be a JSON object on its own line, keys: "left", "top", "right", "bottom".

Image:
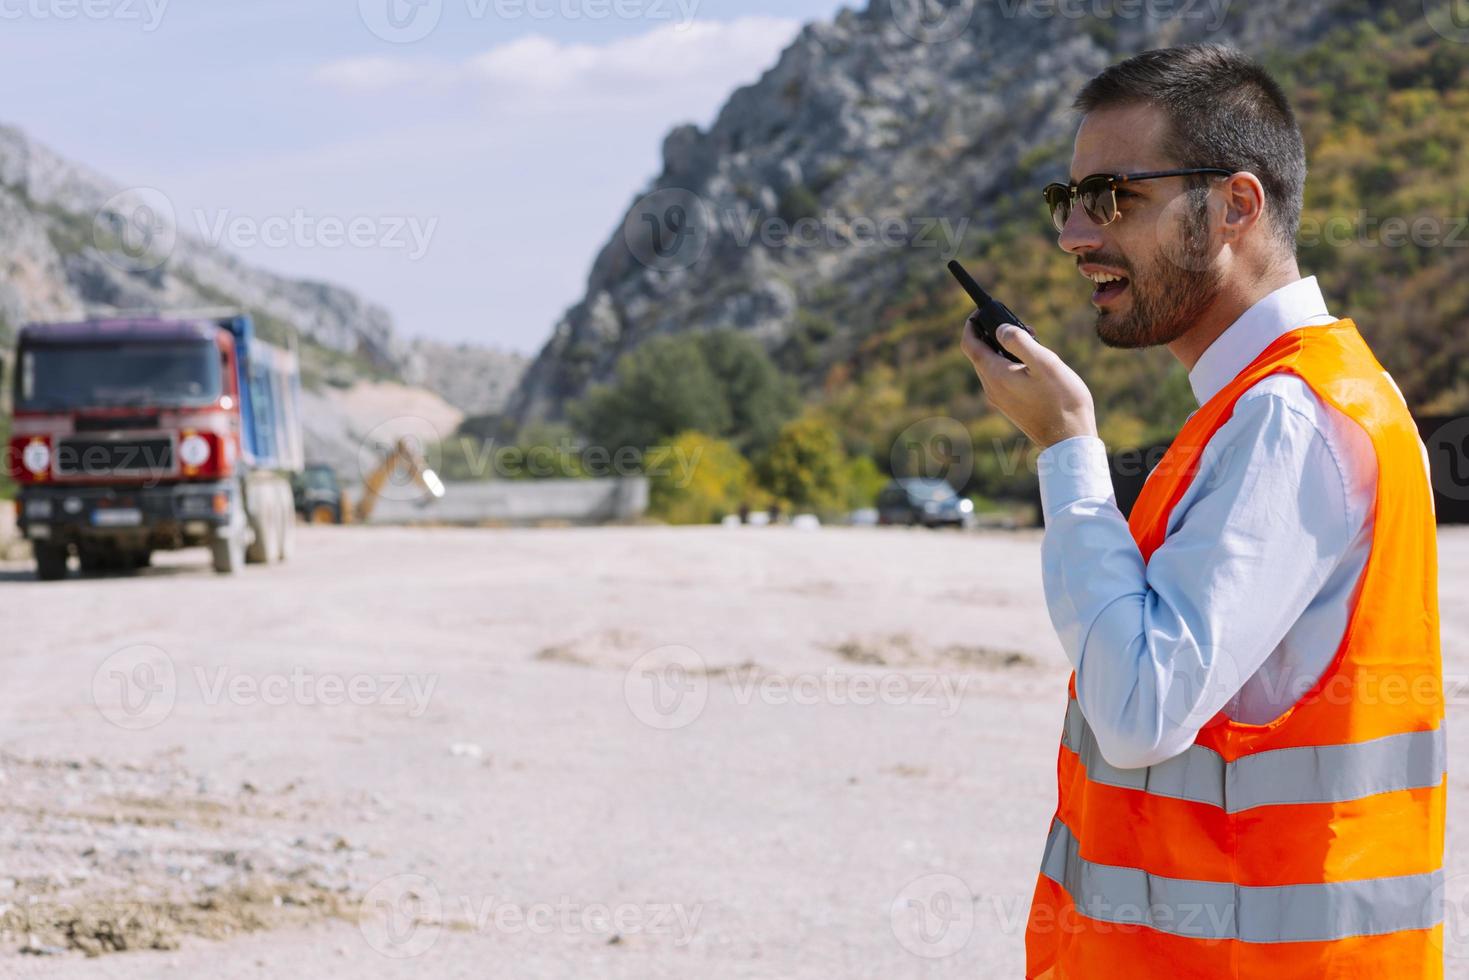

{"left": 277, "top": 504, "right": 295, "bottom": 562}
{"left": 211, "top": 534, "right": 244, "bottom": 574}
{"left": 34, "top": 542, "right": 70, "bottom": 581}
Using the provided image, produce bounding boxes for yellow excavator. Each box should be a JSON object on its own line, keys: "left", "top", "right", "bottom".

{"left": 355, "top": 437, "right": 446, "bottom": 523}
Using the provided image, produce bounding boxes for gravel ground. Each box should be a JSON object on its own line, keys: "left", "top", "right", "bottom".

{"left": 1, "top": 525, "right": 1466, "bottom": 978}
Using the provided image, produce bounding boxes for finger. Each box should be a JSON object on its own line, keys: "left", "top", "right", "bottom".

{"left": 961, "top": 315, "right": 1003, "bottom": 365}
{"left": 995, "top": 324, "right": 1053, "bottom": 367}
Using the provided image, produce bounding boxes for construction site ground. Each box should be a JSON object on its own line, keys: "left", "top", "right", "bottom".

{"left": 3, "top": 525, "right": 1466, "bottom": 978}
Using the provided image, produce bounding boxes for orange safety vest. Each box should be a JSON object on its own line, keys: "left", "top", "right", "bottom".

{"left": 1025, "top": 319, "right": 1446, "bottom": 978}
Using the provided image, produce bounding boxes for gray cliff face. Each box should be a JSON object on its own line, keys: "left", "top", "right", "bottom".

{"left": 507, "top": 0, "right": 1344, "bottom": 425}
{"left": 0, "top": 124, "right": 402, "bottom": 369}
{"left": 0, "top": 123, "right": 526, "bottom": 420}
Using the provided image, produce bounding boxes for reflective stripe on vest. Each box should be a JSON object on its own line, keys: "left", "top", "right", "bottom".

{"left": 1062, "top": 697, "right": 1446, "bottom": 813}
{"left": 1038, "top": 818, "right": 1444, "bottom": 943}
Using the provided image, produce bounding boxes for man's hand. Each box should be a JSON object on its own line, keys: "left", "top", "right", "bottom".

{"left": 960, "top": 312, "right": 1098, "bottom": 449}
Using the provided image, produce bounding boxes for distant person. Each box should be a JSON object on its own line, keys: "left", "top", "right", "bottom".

{"left": 960, "top": 44, "right": 1444, "bottom": 978}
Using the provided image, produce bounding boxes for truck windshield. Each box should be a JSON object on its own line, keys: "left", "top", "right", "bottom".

{"left": 17, "top": 341, "right": 222, "bottom": 410}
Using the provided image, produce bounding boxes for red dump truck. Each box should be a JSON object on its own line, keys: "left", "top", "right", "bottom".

{"left": 7, "top": 311, "right": 303, "bottom": 579}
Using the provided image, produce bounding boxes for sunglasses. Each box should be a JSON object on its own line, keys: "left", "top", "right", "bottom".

{"left": 1042, "top": 169, "right": 1233, "bottom": 233}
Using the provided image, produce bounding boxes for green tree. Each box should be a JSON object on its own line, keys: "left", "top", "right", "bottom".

{"left": 647, "top": 431, "right": 756, "bottom": 525}
{"left": 569, "top": 330, "right": 796, "bottom": 455}
{"left": 843, "top": 454, "right": 887, "bottom": 510}
{"left": 759, "top": 417, "right": 850, "bottom": 514}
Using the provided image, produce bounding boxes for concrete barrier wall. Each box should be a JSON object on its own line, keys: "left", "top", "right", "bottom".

{"left": 364, "top": 477, "right": 649, "bottom": 526}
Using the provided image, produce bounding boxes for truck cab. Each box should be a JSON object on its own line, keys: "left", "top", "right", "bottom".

{"left": 7, "top": 311, "right": 303, "bottom": 579}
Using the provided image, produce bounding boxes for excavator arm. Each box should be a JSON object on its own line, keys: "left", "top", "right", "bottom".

{"left": 354, "top": 437, "right": 446, "bottom": 523}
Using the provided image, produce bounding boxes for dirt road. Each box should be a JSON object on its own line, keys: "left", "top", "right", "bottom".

{"left": 2, "top": 525, "right": 1466, "bottom": 977}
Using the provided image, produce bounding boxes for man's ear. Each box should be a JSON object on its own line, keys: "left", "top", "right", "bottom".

{"left": 1219, "top": 171, "right": 1267, "bottom": 243}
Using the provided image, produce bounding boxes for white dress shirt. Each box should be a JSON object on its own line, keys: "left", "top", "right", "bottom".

{"left": 1037, "top": 277, "right": 1377, "bottom": 769}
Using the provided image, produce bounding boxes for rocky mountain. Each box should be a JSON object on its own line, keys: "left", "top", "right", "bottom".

{"left": 404, "top": 339, "right": 528, "bottom": 418}
{"left": 0, "top": 125, "right": 405, "bottom": 375}
{"left": 0, "top": 123, "right": 527, "bottom": 463}
{"left": 506, "top": 0, "right": 1382, "bottom": 424}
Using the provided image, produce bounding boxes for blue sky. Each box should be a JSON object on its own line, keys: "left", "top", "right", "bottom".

{"left": 0, "top": 0, "right": 851, "bottom": 353}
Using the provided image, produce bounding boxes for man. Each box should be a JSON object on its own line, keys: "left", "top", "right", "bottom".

{"left": 961, "top": 44, "right": 1445, "bottom": 977}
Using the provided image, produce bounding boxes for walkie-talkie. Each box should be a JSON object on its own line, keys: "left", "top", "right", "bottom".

{"left": 948, "top": 260, "right": 1034, "bottom": 364}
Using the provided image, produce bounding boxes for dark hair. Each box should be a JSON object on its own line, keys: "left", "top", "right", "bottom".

{"left": 1074, "top": 43, "right": 1306, "bottom": 251}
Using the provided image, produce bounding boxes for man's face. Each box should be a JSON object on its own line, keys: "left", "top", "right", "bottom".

{"left": 1059, "top": 103, "right": 1223, "bottom": 349}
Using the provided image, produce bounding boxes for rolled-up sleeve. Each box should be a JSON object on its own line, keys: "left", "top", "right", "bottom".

{"left": 1036, "top": 392, "right": 1359, "bottom": 769}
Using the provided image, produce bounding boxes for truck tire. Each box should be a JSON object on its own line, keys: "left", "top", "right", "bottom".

{"left": 245, "top": 509, "right": 270, "bottom": 564}
{"left": 212, "top": 534, "right": 244, "bottom": 574}
{"left": 277, "top": 499, "right": 295, "bottom": 563}
{"left": 34, "top": 542, "right": 70, "bottom": 581}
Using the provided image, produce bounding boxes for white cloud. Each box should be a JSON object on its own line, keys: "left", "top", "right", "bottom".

{"left": 313, "top": 16, "right": 801, "bottom": 114}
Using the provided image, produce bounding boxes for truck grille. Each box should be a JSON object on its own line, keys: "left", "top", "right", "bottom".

{"left": 55, "top": 436, "right": 174, "bottom": 477}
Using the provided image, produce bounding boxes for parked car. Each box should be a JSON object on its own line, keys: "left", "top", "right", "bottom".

{"left": 876, "top": 478, "right": 974, "bottom": 528}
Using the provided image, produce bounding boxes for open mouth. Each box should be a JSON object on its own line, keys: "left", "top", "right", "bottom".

{"left": 1086, "top": 271, "right": 1130, "bottom": 306}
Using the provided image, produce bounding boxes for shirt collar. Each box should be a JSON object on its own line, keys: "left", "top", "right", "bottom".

{"left": 1187, "top": 276, "right": 1334, "bottom": 406}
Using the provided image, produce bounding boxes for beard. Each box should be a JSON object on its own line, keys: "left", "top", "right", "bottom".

{"left": 1092, "top": 192, "right": 1223, "bottom": 349}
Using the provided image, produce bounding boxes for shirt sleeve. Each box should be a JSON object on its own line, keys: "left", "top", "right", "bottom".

{"left": 1036, "top": 389, "right": 1364, "bottom": 769}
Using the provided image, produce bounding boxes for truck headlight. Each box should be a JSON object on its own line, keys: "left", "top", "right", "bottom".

{"left": 25, "top": 498, "right": 52, "bottom": 519}
{"left": 22, "top": 439, "right": 50, "bottom": 475}
{"left": 179, "top": 433, "right": 211, "bottom": 468}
